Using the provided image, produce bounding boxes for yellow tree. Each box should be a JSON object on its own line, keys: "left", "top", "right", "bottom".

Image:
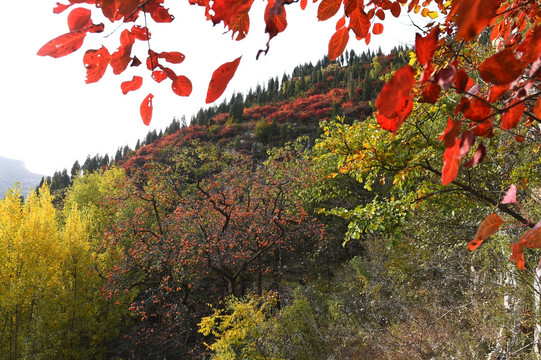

{"left": 0, "top": 186, "right": 62, "bottom": 359}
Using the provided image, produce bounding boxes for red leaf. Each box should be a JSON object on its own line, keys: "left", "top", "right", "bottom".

{"left": 453, "top": 0, "right": 503, "bottom": 41}
{"left": 152, "top": 70, "right": 167, "bottom": 83}
{"left": 264, "top": 0, "right": 287, "bottom": 40}
{"left": 83, "top": 46, "right": 110, "bottom": 84}
{"left": 479, "top": 48, "right": 524, "bottom": 85}
{"left": 130, "top": 56, "right": 141, "bottom": 67}
{"left": 328, "top": 27, "right": 349, "bottom": 61}
{"left": 435, "top": 66, "right": 456, "bottom": 90}
{"left": 510, "top": 243, "right": 525, "bottom": 270}
{"left": 37, "top": 30, "right": 87, "bottom": 58}
{"left": 468, "top": 213, "right": 503, "bottom": 251}
{"left": 117, "top": 0, "right": 141, "bottom": 17}
{"left": 140, "top": 93, "right": 154, "bottom": 126}
{"left": 110, "top": 29, "right": 135, "bottom": 75}
{"left": 228, "top": 8, "right": 250, "bottom": 40}
{"left": 439, "top": 118, "right": 461, "bottom": 148}
{"left": 171, "top": 76, "right": 193, "bottom": 97}
{"left": 453, "top": 69, "right": 468, "bottom": 93}
{"left": 54, "top": 3, "right": 72, "bottom": 14}
{"left": 415, "top": 26, "right": 440, "bottom": 66}
{"left": 375, "top": 65, "right": 415, "bottom": 132}
{"left": 420, "top": 82, "right": 441, "bottom": 104}
{"left": 68, "top": 7, "right": 92, "bottom": 31}
{"left": 150, "top": 5, "right": 174, "bottom": 22}
{"left": 470, "top": 119, "right": 494, "bottom": 138}
{"left": 501, "top": 100, "right": 525, "bottom": 130}
{"left": 160, "top": 66, "right": 178, "bottom": 80}
{"left": 348, "top": 8, "right": 370, "bottom": 39}
{"left": 300, "top": 0, "right": 307, "bottom": 10}
{"left": 376, "top": 9, "right": 385, "bottom": 20}
{"left": 376, "top": 100, "right": 413, "bottom": 133}
{"left": 459, "top": 131, "right": 476, "bottom": 156}
{"left": 442, "top": 138, "right": 461, "bottom": 185}
{"left": 516, "top": 26, "right": 541, "bottom": 64}
{"left": 464, "top": 142, "right": 486, "bottom": 168}
{"left": 510, "top": 228, "right": 541, "bottom": 270}
{"left": 502, "top": 184, "right": 517, "bottom": 204}
{"left": 121, "top": 75, "right": 143, "bottom": 94}
{"left": 336, "top": 16, "right": 346, "bottom": 30}
{"left": 206, "top": 57, "right": 242, "bottom": 104}
{"left": 131, "top": 25, "right": 150, "bottom": 40}
{"left": 488, "top": 84, "right": 509, "bottom": 103}
{"left": 390, "top": 2, "right": 401, "bottom": 17}
{"left": 462, "top": 98, "right": 491, "bottom": 122}
{"left": 317, "top": 0, "right": 342, "bottom": 21}
{"left": 211, "top": 0, "right": 253, "bottom": 27}
{"left": 372, "top": 23, "right": 383, "bottom": 35}
{"left": 157, "top": 51, "right": 185, "bottom": 64}
{"left": 522, "top": 228, "right": 541, "bottom": 248}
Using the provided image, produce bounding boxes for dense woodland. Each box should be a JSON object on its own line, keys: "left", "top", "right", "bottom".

{"left": 4, "top": 30, "right": 541, "bottom": 360}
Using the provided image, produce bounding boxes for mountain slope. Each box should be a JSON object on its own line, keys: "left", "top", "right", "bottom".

{"left": 0, "top": 156, "right": 43, "bottom": 197}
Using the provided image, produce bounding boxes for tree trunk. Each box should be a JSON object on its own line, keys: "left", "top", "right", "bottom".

{"left": 534, "top": 266, "right": 541, "bottom": 358}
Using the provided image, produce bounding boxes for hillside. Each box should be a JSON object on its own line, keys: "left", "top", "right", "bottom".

{"left": 6, "top": 44, "right": 541, "bottom": 360}
{"left": 0, "top": 155, "right": 42, "bottom": 197}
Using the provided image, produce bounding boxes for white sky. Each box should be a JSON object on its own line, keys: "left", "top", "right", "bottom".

{"left": 1, "top": 0, "right": 418, "bottom": 176}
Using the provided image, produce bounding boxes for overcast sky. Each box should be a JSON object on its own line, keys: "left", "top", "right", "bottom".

{"left": 1, "top": 0, "right": 419, "bottom": 176}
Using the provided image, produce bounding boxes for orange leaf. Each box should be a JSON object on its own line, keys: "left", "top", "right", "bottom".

{"left": 83, "top": 46, "right": 110, "bottom": 84}
{"left": 441, "top": 138, "right": 461, "bottom": 185}
{"left": 68, "top": 7, "right": 92, "bottom": 31}
{"left": 171, "top": 76, "right": 193, "bottom": 97}
{"left": 328, "top": 27, "right": 349, "bottom": 61}
{"left": 121, "top": 75, "right": 143, "bottom": 95}
{"left": 468, "top": 213, "right": 503, "bottom": 251}
{"left": 372, "top": 23, "right": 383, "bottom": 35}
{"left": 479, "top": 48, "right": 524, "bottom": 85}
{"left": 300, "top": 0, "right": 307, "bottom": 10}
{"left": 317, "top": 0, "right": 342, "bottom": 21}
{"left": 37, "top": 30, "right": 87, "bottom": 58}
{"left": 415, "top": 26, "right": 439, "bottom": 66}
{"left": 140, "top": 93, "right": 154, "bottom": 126}
{"left": 501, "top": 100, "right": 525, "bottom": 130}
{"left": 206, "top": 57, "right": 242, "bottom": 104}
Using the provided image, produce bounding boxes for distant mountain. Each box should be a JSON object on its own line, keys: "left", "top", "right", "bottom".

{"left": 0, "top": 156, "right": 43, "bottom": 198}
